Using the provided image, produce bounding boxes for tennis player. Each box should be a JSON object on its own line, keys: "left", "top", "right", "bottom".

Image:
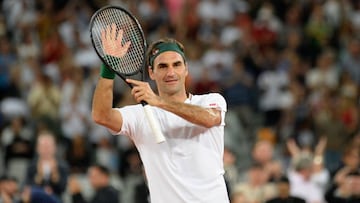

{"left": 92, "top": 36, "right": 229, "bottom": 203}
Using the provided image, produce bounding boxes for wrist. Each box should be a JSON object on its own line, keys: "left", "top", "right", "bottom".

{"left": 100, "top": 63, "right": 115, "bottom": 79}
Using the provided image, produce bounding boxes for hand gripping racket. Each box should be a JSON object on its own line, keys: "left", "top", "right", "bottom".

{"left": 90, "top": 5, "right": 165, "bottom": 143}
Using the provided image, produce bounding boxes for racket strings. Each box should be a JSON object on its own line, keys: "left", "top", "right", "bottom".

{"left": 92, "top": 8, "right": 145, "bottom": 75}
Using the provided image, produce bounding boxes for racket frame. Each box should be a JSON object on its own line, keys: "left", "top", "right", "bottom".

{"left": 89, "top": 5, "right": 165, "bottom": 143}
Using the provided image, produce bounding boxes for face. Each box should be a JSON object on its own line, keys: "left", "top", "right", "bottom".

{"left": 37, "top": 134, "right": 56, "bottom": 160}
{"left": 277, "top": 182, "right": 290, "bottom": 198}
{"left": 149, "top": 51, "right": 188, "bottom": 98}
{"left": 88, "top": 167, "right": 107, "bottom": 189}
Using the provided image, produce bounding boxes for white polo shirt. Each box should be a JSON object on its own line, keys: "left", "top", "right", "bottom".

{"left": 113, "top": 93, "right": 229, "bottom": 203}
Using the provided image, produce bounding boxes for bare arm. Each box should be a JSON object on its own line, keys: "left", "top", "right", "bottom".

{"left": 157, "top": 99, "right": 222, "bottom": 128}
{"left": 91, "top": 78, "right": 123, "bottom": 132}
{"left": 126, "top": 79, "right": 222, "bottom": 128}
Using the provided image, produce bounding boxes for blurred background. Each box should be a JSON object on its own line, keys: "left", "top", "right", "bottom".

{"left": 0, "top": 0, "right": 359, "bottom": 203}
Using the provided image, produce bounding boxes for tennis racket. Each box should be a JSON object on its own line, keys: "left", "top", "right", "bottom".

{"left": 90, "top": 5, "right": 165, "bottom": 143}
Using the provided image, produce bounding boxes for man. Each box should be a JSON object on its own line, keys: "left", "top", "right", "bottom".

{"left": 68, "top": 164, "right": 119, "bottom": 203}
{"left": 266, "top": 176, "right": 305, "bottom": 203}
{"left": 288, "top": 152, "right": 329, "bottom": 203}
{"left": 92, "top": 26, "right": 229, "bottom": 202}
{"left": 0, "top": 175, "right": 19, "bottom": 203}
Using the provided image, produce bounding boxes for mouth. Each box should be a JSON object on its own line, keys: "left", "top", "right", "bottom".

{"left": 164, "top": 79, "right": 178, "bottom": 84}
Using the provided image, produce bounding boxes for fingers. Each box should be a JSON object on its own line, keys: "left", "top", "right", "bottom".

{"left": 126, "top": 78, "right": 142, "bottom": 86}
{"left": 127, "top": 79, "right": 151, "bottom": 102}
{"left": 111, "top": 23, "right": 117, "bottom": 41}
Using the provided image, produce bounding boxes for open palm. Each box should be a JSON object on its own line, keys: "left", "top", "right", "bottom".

{"left": 101, "top": 23, "right": 131, "bottom": 58}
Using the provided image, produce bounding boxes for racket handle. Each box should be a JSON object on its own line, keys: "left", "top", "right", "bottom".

{"left": 143, "top": 105, "right": 166, "bottom": 143}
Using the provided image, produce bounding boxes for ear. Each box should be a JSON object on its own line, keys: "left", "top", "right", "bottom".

{"left": 148, "top": 66, "right": 155, "bottom": 80}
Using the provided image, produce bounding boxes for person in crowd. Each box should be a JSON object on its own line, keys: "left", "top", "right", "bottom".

{"left": 266, "top": 175, "right": 306, "bottom": 203}
{"left": 68, "top": 164, "right": 120, "bottom": 203}
{"left": 24, "top": 130, "right": 69, "bottom": 201}
{"left": 233, "top": 162, "right": 277, "bottom": 203}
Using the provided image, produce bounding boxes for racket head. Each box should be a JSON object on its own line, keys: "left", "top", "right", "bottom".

{"left": 90, "top": 5, "right": 147, "bottom": 77}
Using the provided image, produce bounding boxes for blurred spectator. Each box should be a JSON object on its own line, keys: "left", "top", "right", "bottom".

{"left": 65, "top": 135, "right": 91, "bottom": 174}
{"left": 257, "top": 48, "right": 292, "bottom": 127}
{"left": 340, "top": 37, "right": 360, "bottom": 84}
{"left": 201, "top": 39, "right": 235, "bottom": 82}
{"left": 0, "top": 175, "right": 20, "bottom": 203}
{"left": 287, "top": 151, "right": 329, "bottom": 203}
{"left": 251, "top": 139, "right": 284, "bottom": 181}
{"left": 27, "top": 71, "right": 61, "bottom": 134}
{"left": 59, "top": 68, "right": 91, "bottom": 143}
{"left": 325, "top": 136, "right": 360, "bottom": 203}
{"left": 305, "top": 48, "right": 339, "bottom": 92}
{"left": 24, "top": 130, "right": 69, "bottom": 201}
{"left": 265, "top": 175, "right": 305, "bottom": 203}
{"left": 94, "top": 137, "right": 119, "bottom": 173}
{"left": 233, "top": 162, "right": 277, "bottom": 203}
{"left": 0, "top": 36, "right": 17, "bottom": 100}
{"left": 222, "top": 58, "right": 255, "bottom": 110}
{"left": 329, "top": 146, "right": 359, "bottom": 185}
{"left": 68, "top": 164, "right": 120, "bottom": 203}
{"left": 133, "top": 166, "right": 149, "bottom": 203}
{"left": 252, "top": 2, "right": 282, "bottom": 48}
{"left": 223, "top": 146, "right": 240, "bottom": 195}
{"left": 230, "top": 190, "right": 247, "bottom": 203}
{"left": 305, "top": 3, "right": 334, "bottom": 59}
{"left": 1, "top": 116, "right": 33, "bottom": 166}
{"left": 325, "top": 170, "right": 360, "bottom": 203}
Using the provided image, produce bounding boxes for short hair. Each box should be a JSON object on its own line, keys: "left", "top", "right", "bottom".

{"left": 146, "top": 38, "right": 185, "bottom": 69}
{"left": 0, "top": 175, "right": 17, "bottom": 182}
{"left": 92, "top": 164, "right": 110, "bottom": 176}
{"left": 292, "top": 152, "right": 313, "bottom": 171}
{"left": 276, "top": 175, "right": 289, "bottom": 184}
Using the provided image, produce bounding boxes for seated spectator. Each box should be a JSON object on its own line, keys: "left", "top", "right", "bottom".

{"left": 233, "top": 163, "right": 277, "bottom": 203}
{"left": 65, "top": 135, "right": 91, "bottom": 174}
{"left": 24, "top": 130, "right": 69, "bottom": 201}
{"left": 266, "top": 175, "right": 305, "bottom": 203}
{"left": 230, "top": 190, "right": 248, "bottom": 203}
{"left": 22, "top": 186, "right": 61, "bottom": 203}
{"left": 325, "top": 170, "right": 360, "bottom": 203}
{"left": 1, "top": 116, "right": 34, "bottom": 166}
{"left": 325, "top": 146, "right": 360, "bottom": 203}
{"left": 0, "top": 175, "right": 20, "bottom": 203}
{"left": 0, "top": 175, "right": 61, "bottom": 203}
{"left": 252, "top": 139, "right": 284, "bottom": 182}
{"left": 68, "top": 164, "right": 120, "bottom": 203}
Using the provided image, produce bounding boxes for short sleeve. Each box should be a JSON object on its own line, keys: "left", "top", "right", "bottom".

{"left": 203, "top": 93, "right": 227, "bottom": 126}
{"left": 203, "top": 93, "right": 227, "bottom": 112}
{"left": 108, "top": 105, "right": 143, "bottom": 138}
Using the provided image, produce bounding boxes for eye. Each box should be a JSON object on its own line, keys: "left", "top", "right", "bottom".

{"left": 174, "top": 61, "right": 182, "bottom": 67}
{"left": 158, "top": 64, "right": 167, "bottom": 69}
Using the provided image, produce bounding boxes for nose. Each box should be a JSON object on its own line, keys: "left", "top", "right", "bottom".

{"left": 166, "top": 66, "right": 176, "bottom": 76}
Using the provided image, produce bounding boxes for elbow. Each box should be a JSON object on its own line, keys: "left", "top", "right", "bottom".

{"left": 203, "top": 117, "right": 221, "bottom": 128}
{"left": 92, "top": 110, "right": 107, "bottom": 126}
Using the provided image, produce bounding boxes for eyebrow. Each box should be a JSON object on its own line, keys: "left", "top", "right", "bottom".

{"left": 157, "top": 60, "right": 183, "bottom": 67}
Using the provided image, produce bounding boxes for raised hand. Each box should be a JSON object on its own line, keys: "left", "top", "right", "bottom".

{"left": 126, "top": 78, "right": 160, "bottom": 106}
{"left": 101, "top": 23, "right": 131, "bottom": 58}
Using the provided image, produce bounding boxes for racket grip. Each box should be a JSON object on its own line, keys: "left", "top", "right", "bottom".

{"left": 143, "top": 105, "right": 166, "bottom": 143}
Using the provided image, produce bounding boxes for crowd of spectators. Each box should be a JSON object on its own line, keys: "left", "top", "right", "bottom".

{"left": 0, "top": 0, "right": 359, "bottom": 203}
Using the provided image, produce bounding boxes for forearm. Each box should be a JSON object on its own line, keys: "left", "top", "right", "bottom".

{"left": 157, "top": 99, "right": 221, "bottom": 128}
{"left": 92, "top": 78, "right": 122, "bottom": 132}
{"left": 92, "top": 78, "right": 114, "bottom": 124}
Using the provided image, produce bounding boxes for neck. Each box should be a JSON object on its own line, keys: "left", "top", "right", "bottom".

{"left": 159, "top": 90, "right": 189, "bottom": 103}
